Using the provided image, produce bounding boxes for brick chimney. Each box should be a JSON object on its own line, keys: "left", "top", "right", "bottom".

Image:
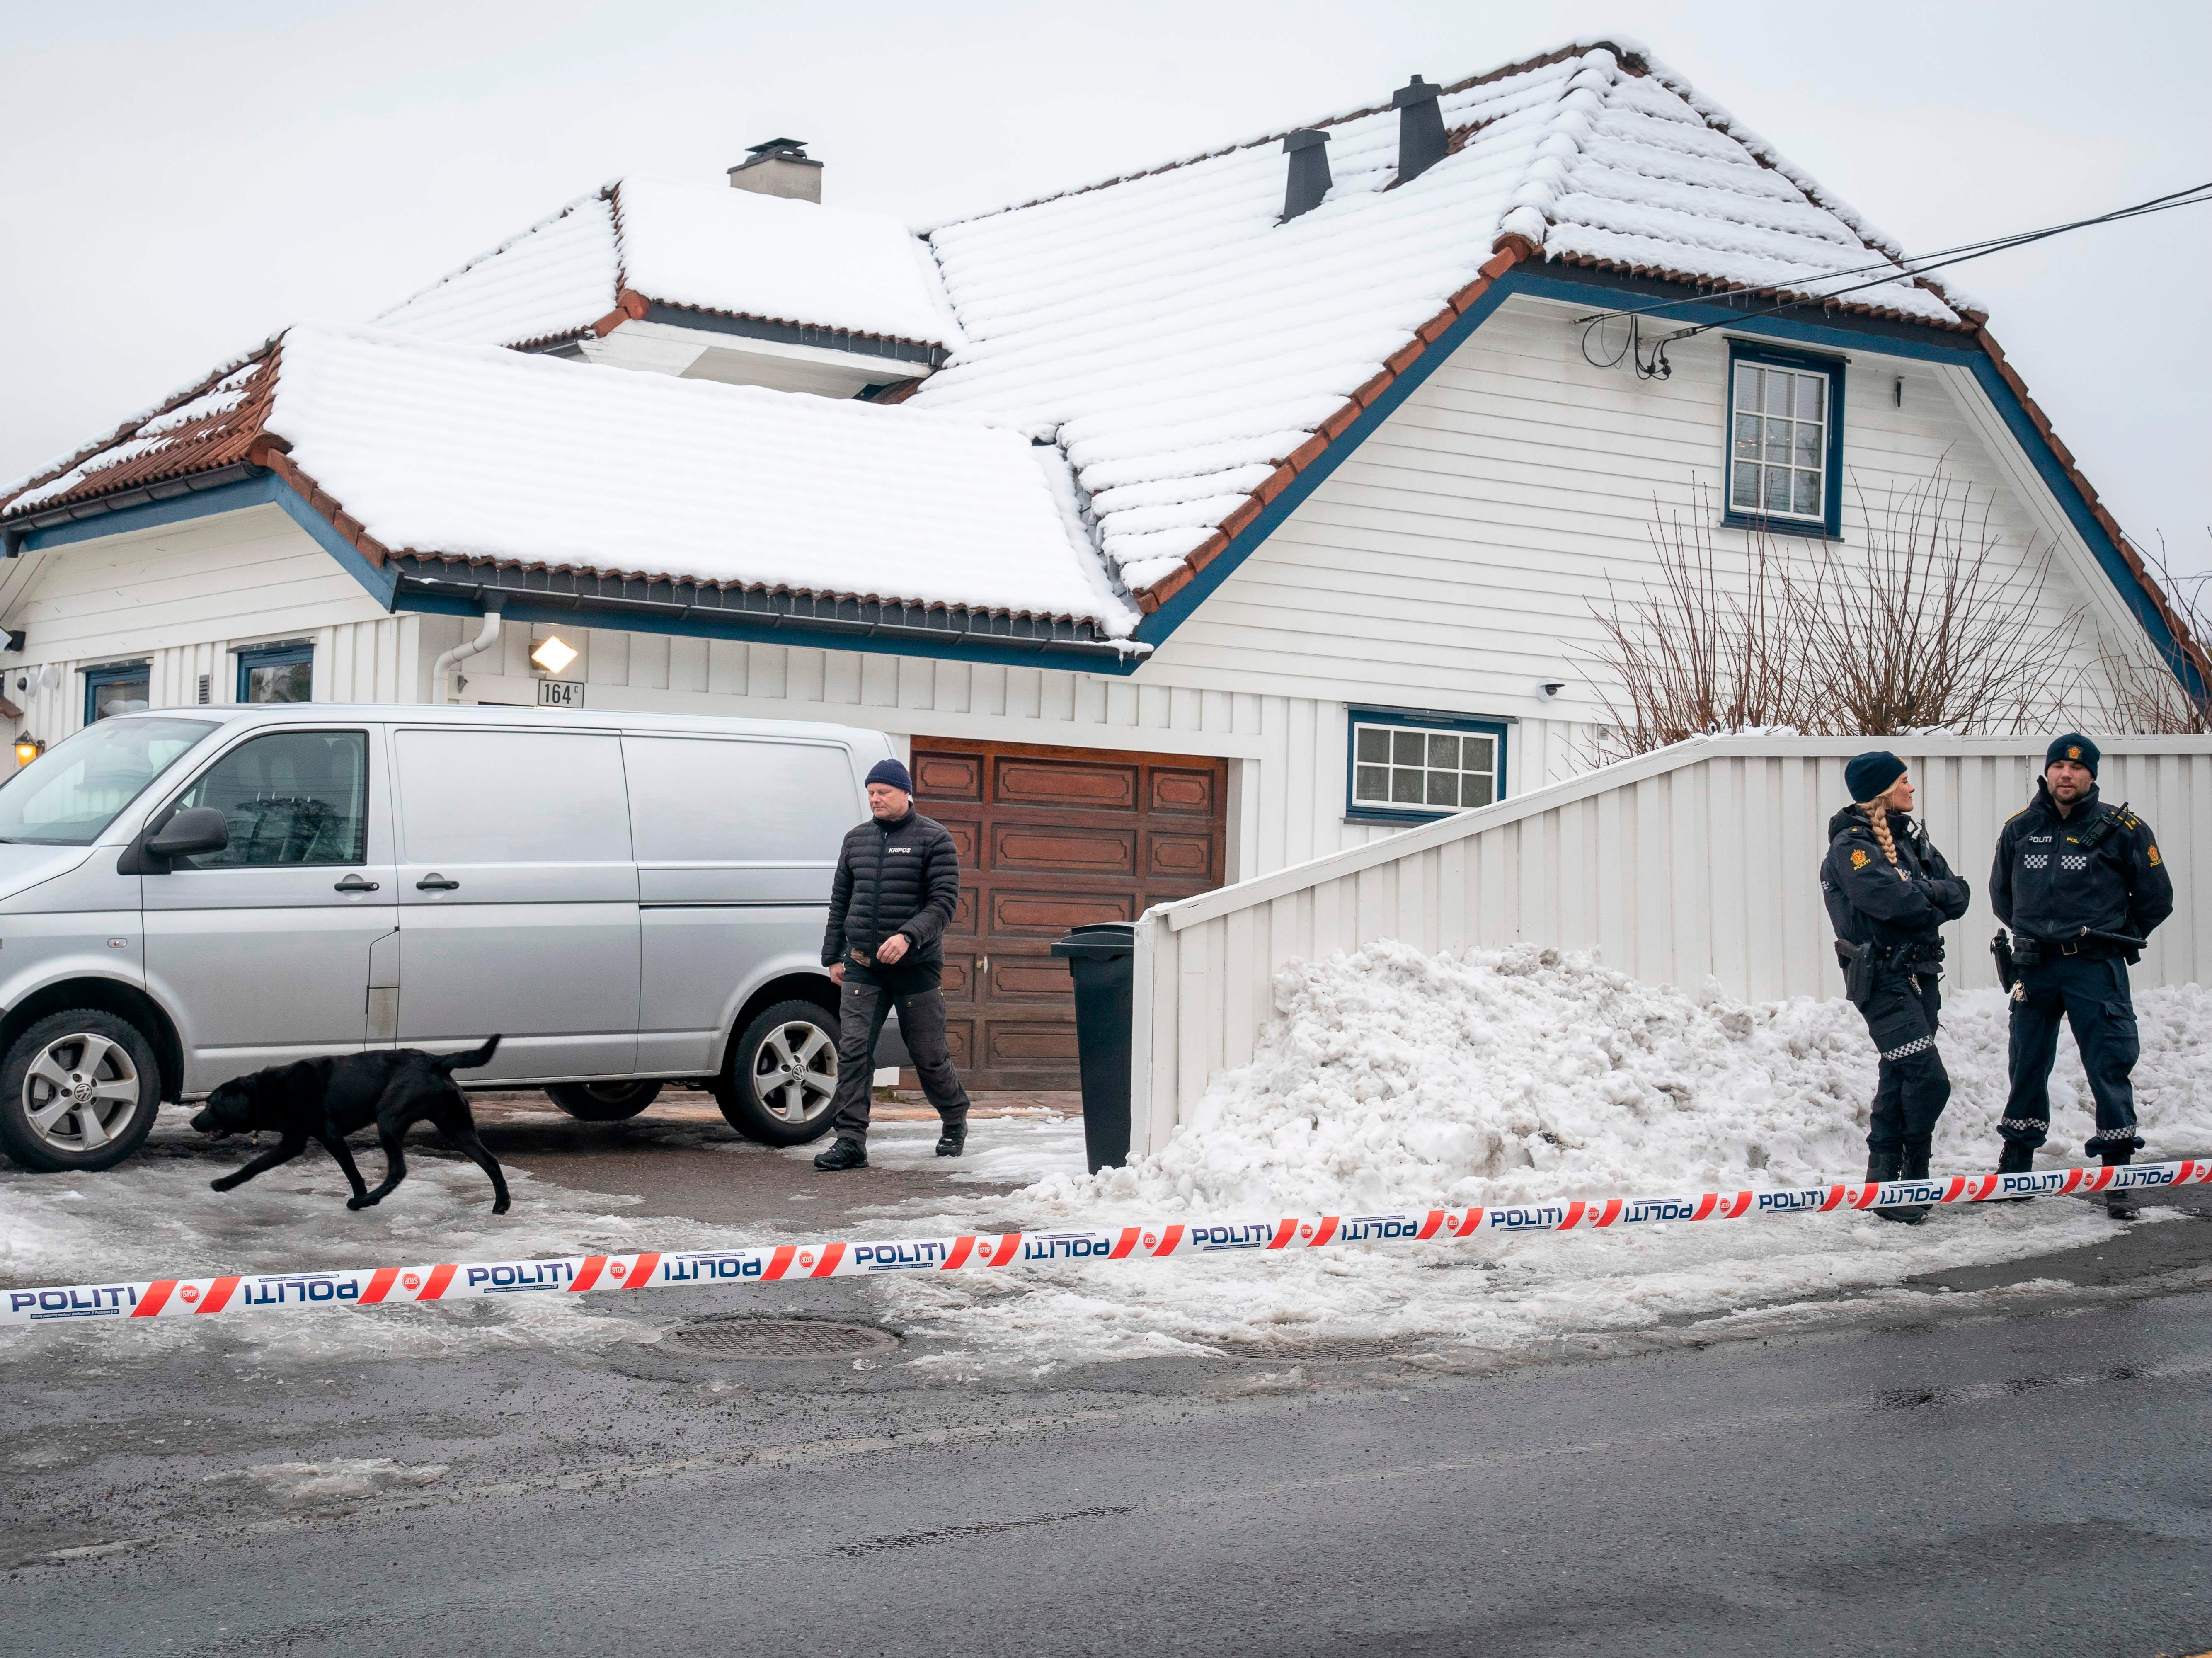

{"left": 728, "top": 137, "right": 822, "bottom": 202}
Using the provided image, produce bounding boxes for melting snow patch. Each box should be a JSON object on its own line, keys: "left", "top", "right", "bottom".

{"left": 206, "top": 1458, "right": 449, "bottom": 1506}
{"left": 872, "top": 942, "right": 2209, "bottom": 1367}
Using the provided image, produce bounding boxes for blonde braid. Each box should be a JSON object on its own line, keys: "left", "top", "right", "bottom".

{"left": 1856, "top": 799, "right": 1909, "bottom": 881}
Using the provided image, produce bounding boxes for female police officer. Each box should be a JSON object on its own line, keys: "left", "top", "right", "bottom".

{"left": 1822, "top": 751, "right": 1972, "bottom": 1222}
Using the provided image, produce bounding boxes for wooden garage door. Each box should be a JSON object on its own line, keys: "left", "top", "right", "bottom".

{"left": 910, "top": 739, "right": 1228, "bottom": 1091}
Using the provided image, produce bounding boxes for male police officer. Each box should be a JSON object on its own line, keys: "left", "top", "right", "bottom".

{"left": 812, "top": 757, "right": 971, "bottom": 1172}
{"left": 1990, "top": 733, "right": 2173, "bottom": 1217}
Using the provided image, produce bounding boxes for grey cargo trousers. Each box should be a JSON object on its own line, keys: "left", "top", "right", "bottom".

{"left": 826, "top": 978, "right": 971, "bottom": 1142}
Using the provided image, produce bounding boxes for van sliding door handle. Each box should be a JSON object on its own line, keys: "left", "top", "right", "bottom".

{"left": 415, "top": 874, "right": 460, "bottom": 891}
{"left": 333, "top": 874, "right": 380, "bottom": 893}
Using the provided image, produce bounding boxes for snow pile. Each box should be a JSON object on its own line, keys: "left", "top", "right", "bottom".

{"left": 268, "top": 323, "right": 1136, "bottom": 631}
{"left": 875, "top": 943, "right": 2207, "bottom": 1367}
{"left": 5, "top": 362, "right": 265, "bottom": 515}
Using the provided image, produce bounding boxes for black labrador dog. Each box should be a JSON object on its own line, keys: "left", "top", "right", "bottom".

{"left": 190, "top": 1037, "right": 509, "bottom": 1214}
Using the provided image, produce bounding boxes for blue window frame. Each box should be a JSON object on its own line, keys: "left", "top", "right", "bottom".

{"left": 236, "top": 642, "right": 314, "bottom": 705}
{"left": 1345, "top": 705, "right": 1509, "bottom": 824}
{"left": 1724, "top": 342, "right": 1846, "bottom": 540}
{"left": 83, "top": 661, "right": 151, "bottom": 724}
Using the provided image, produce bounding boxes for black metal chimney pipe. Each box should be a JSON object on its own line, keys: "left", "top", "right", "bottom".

{"left": 1281, "top": 128, "right": 1331, "bottom": 221}
{"left": 1393, "top": 75, "right": 1447, "bottom": 184}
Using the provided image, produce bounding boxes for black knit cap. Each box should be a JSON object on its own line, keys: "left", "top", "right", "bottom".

{"left": 1844, "top": 750, "right": 1906, "bottom": 803}
{"left": 2044, "top": 732, "right": 2099, "bottom": 777}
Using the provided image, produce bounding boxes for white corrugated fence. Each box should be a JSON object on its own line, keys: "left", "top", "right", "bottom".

{"left": 1131, "top": 734, "right": 2210, "bottom": 1155}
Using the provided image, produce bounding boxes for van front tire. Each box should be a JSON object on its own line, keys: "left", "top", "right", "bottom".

{"left": 0, "top": 1010, "right": 162, "bottom": 1173}
{"left": 716, "top": 1001, "right": 841, "bottom": 1147}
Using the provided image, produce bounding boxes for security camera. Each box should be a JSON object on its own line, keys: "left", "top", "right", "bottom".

{"left": 1537, "top": 680, "right": 1567, "bottom": 701}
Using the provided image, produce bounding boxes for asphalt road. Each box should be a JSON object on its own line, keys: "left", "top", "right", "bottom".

{"left": 4, "top": 1191, "right": 2207, "bottom": 1657}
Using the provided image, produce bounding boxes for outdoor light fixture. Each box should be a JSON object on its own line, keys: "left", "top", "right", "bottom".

{"left": 531, "top": 635, "right": 578, "bottom": 676}
{"left": 13, "top": 738, "right": 42, "bottom": 767}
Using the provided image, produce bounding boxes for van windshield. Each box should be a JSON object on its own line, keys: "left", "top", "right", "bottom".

{"left": 0, "top": 717, "right": 217, "bottom": 845}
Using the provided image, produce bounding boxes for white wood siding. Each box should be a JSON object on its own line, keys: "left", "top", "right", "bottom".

{"left": 0, "top": 504, "right": 403, "bottom": 739}
{"left": 1152, "top": 296, "right": 2115, "bottom": 735}
{"left": 1133, "top": 734, "right": 2212, "bottom": 1154}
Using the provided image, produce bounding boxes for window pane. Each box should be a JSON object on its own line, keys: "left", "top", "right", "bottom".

{"left": 1390, "top": 769, "right": 1424, "bottom": 805}
{"left": 1792, "top": 422, "right": 1822, "bottom": 465}
{"left": 1793, "top": 468, "right": 1821, "bottom": 516}
{"left": 1731, "top": 465, "right": 1761, "bottom": 509}
{"left": 1737, "top": 367, "right": 1761, "bottom": 410}
{"left": 1764, "top": 429, "right": 1793, "bottom": 467}
{"left": 1463, "top": 735, "right": 1495, "bottom": 772}
{"left": 1732, "top": 414, "right": 1763, "bottom": 462}
{"left": 1427, "top": 732, "right": 1459, "bottom": 768}
{"left": 1427, "top": 771, "right": 1458, "bottom": 807}
{"left": 1462, "top": 773, "right": 1495, "bottom": 809}
{"left": 91, "top": 675, "right": 151, "bottom": 721}
{"left": 1391, "top": 730, "right": 1423, "bottom": 765}
{"left": 177, "top": 731, "right": 368, "bottom": 868}
{"left": 246, "top": 660, "right": 313, "bottom": 704}
{"left": 1764, "top": 371, "right": 1792, "bottom": 416}
{"left": 1796, "top": 376, "right": 1824, "bottom": 420}
{"left": 1355, "top": 727, "right": 1390, "bottom": 763}
{"left": 1354, "top": 765, "right": 1389, "bottom": 802}
{"left": 0, "top": 717, "right": 213, "bottom": 845}
{"left": 1764, "top": 468, "right": 1793, "bottom": 510}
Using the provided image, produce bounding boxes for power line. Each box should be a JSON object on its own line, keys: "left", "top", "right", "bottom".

{"left": 1577, "top": 182, "right": 2212, "bottom": 380}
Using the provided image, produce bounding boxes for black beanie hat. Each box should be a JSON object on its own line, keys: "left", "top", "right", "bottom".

{"left": 865, "top": 757, "right": 915, "bottom": 794}
{"left": 1844, "top": 750, "right": 1906, "bottom": 804}
{"left": 2044, "top": 733, "right": 2099, "bottom": 777}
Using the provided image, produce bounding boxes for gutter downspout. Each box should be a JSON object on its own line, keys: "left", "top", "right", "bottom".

{"left": 429, "top": 612, "right": 501, "bottom": 704}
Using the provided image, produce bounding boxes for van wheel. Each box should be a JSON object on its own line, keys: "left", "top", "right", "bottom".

{"left": 716, "top": 1001, "right": 841, "bottom": 1146}
{"left": 545, "top": 1080, "right": 662, "bottom": 1122}
{"left": 0, "top": 1010, "right": 162, "bottom": 1173}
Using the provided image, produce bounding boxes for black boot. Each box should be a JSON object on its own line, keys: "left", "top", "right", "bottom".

{"left": 1996, "top": 1139, "right": 2034, "bottom": 1201}
{"left": 2101, "top": 1147, "right": 2139, "bottom": 1221}
{"left": 1892, "top": 1138, "right": 1934, "bottom": 1223}
{"left": 935, "top": 1119, "right": 967, "bottom": 1159}
{"left": 813, "top": 1136, "right": 868, "bottom": 1171}
{"left": 1866, "top": 1148, "right": 1919, "bottom": 1225}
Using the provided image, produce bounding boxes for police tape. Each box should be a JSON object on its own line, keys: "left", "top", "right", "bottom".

{"left": 5, "top": 1159, "right": 2203, "bottom": 1330}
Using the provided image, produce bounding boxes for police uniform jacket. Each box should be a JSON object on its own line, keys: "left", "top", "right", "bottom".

{"left": 821, "top": 809, "right": 960, "bottom": 987}
{"left": 1821, "top": 806, "right": 1971, "bottom": 970}
{"left": 1989, "top": 782, "right": 2171, "bottom": 946}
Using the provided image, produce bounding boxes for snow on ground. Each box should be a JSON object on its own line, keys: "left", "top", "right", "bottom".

{"left": 870, "top": 942, "right": 2210, "bottom": 1370}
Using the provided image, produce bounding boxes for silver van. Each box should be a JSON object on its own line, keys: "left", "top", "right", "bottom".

{"left": 0, "top": 704, "right": 897, "bottom": 1172}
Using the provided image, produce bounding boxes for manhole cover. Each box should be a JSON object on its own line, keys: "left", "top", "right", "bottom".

{"left": 661, "top": 1319, "right": 900, "bottom": 1360}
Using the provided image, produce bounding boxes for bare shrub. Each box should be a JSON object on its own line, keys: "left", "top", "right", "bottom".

{"left": 2085, "top": 533, "right": 2211, "bottom": 734}
{"left": 1587, "top": 470, "right": 2083, "bottom": 758}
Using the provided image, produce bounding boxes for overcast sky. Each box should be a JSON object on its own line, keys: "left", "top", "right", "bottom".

{"left": 3, "top": 0, "right": 2206, "bottom": 576}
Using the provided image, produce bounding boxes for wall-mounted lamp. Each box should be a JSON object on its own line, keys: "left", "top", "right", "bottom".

{"left": 14, "top": 737, "right": 43, "bottom": 767}
{"left": 530, "top": 635, "right": 579, "bottom": 676}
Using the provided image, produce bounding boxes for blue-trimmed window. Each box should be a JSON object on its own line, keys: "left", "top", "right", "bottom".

{"left": 83, "top": 661, "right": 151, "bottom": 724}
{"left": 1724, "top": 343, "right": 1845, "bottom": 539}
{"left": 1346, "top": 706, "right": 1507, "bottom": 824}
{"left": 237, "top": 642, "right": 313, "bottom": 705}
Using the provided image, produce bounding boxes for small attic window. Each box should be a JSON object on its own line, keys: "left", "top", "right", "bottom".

{"left": 1724, "top": 344, "right": 1845, "bottom": 539}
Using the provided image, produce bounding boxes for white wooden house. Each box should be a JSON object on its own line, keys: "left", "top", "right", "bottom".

{"left": 1, "top": 40, "right": 2196, "bottom": 1088}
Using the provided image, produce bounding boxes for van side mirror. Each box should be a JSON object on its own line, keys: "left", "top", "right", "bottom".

{"left": 145, "top": 806, "right": 230, "bottom": 861}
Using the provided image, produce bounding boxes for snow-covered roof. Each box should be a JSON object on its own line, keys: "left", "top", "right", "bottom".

{"left": 372, "top": 177, "right": 960, "bottom": 352}
{"left": 911, "top": 41, "right": 1968, "bottom": 599}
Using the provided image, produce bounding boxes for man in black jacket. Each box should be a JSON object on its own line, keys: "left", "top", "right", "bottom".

{"left": 812, "top": 757, "right": 971, "bottom": 1171}
{"left": 1990, "top": 733, "right": 2174, "bottom": 1214}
